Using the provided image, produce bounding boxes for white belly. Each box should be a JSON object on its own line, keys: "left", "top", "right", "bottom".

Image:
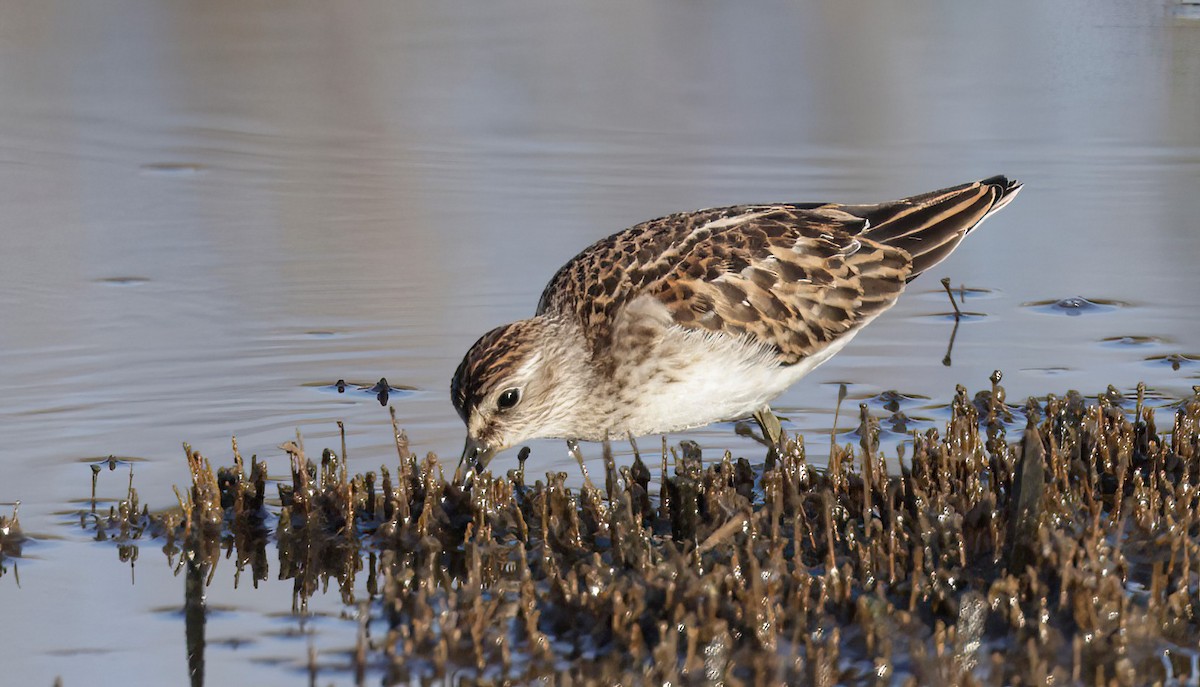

{"left": 607, "top": 324, "right": 861, "bottom": 438}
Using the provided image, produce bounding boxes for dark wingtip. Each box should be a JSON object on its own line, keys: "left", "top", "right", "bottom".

{"left": 874, "top": 175, "right": 1023, "bottom": 282}
{"left": 980, "top": 174, "right": 1023, "bottom": 197}
{"left": 979, "top": 175, "right": 1023, "bottom": 215}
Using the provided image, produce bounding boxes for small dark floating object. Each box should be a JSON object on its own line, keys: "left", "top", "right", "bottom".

{"left": 95, "top": 276, "right": 150, "bottom": 286}
{"left": 78, "top": 455, "right": 146, "bottom": 467}
{"left": 311, "top": 379, "right": 416, "bottom": 405}
{"left": 1022, "top": 296, "right": 1127, "bottom": 316}
{"left": 1056, "top": 297, "right": 1091, "bottom": 311}
{"left": 364, "top": 378, "right": 418, "bottom": 405}
{"left": 373, "top": 378, "right": 391, "bottom": 405}
{"left": 358, "top": 379, "right": 417, "bottom": 394}
{"left": 867, "top": 390, "right": 931, "bottom": 412}
{"left": 1099, "top": 335, "right": 1165, "bottom": 348}
{"left": 139, "top": 162, "right": 205, "bottom": 176}
{"left": 1146, "top": 354, "right": 1200, "bottom": 371}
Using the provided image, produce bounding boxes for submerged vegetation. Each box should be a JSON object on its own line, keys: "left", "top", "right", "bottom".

{"left": 82, "top": 380, "right": 1200, "bottom": 686}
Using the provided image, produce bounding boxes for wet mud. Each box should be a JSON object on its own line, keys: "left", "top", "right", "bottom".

{"left": 79, "top": 383, "right": 1200, "bottom": 685}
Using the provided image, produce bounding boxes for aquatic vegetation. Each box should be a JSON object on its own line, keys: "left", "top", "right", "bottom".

{"left": 0, "top": 503, "right": 23, "bottom": 580}
{"left": 85, "top": 385, "right": 1200, "bottom": 685}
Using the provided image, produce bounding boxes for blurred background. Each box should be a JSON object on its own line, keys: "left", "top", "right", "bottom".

{"left": 1, "top": 0, "right": 1198, "bottom": 684}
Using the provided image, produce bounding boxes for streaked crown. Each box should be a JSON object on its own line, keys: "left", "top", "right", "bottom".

{"left": 451, "top": 321, "right": 542, "bottom": 423}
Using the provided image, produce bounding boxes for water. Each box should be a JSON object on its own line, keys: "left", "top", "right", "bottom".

{"left": 1, "top": 0, "right": 1198, "bottom": 684}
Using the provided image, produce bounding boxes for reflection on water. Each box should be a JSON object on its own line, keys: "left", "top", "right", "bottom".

{"left": 1, "top": 0, "right": 1199, "bottom": 684}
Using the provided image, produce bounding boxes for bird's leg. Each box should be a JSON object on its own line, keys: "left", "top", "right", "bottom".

{"left": 752, "top": 407, "right": 784, "bottom": 469}
{"left": 940, "top": 277, "right": 963, "bottom": 321}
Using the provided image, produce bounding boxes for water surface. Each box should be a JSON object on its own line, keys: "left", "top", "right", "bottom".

{"left": 2, "top": 0, "right": 1199, "bottom": 684}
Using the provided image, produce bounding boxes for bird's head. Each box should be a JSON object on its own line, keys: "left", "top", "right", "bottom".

{"left": 450, "top": 317, "right": 586, "bottom": 480}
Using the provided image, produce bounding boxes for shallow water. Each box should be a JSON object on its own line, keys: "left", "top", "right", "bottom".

{"left": 1, "top": 0, "right": 1199, "bottom": 684}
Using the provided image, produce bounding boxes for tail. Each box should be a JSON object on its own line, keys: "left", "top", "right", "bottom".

{"left": 845, "top": 175, "right": 1023, "bottom": 281}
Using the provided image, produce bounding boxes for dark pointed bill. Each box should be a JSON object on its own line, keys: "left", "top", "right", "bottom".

{"left": 454, "top": 436, "right": 496, "bottom": 485}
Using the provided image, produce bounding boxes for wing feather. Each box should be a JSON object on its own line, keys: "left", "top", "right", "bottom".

{"left": 537, "top": 177, "right": 1021, "bottom": 366}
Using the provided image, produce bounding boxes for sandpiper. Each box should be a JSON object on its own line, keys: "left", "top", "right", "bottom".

{"left": 452, "top": 176, "right": 1022, "bottom": 477}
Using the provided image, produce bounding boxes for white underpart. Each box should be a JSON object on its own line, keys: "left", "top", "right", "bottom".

{"left": 610, "top": 318, "right": 871, "bottom": 438}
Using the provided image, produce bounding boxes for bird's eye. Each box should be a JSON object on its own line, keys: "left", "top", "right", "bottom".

{"left": 497, "top": 388, "right": 521, "bottom": 411}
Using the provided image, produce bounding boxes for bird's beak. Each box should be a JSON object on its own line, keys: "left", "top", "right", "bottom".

{"left": 454, "top": 436, "right": 496, "bottom": 484}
